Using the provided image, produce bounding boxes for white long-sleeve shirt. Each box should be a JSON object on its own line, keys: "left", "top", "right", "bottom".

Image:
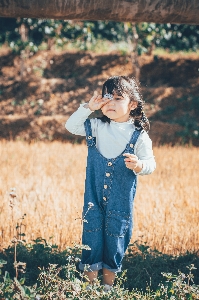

{"left": 65, "top": 104, "right": 156, "bottom": 175}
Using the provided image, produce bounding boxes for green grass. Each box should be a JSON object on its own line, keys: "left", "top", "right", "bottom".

{"left": 37, "top": 41, "right": 199, "bottom": 55}
{"left": 153, "top": 47, "right": 199, "bottom": 56}
{"left": 0, "top": 238, "right": 199, "bottom": 299}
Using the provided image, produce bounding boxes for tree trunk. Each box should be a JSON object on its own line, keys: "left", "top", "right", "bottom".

{"left": 0, "top": 0, "right": 199, "bottom": 24}
{"left": 130, "top": 24, "right": 140, "bottom": 80}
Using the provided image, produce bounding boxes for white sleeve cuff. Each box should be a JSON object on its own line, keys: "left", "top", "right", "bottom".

{"left": 132, "top": 160, "right": 145, "bottom": 175}
{"left": 79, "top": 103, "right": 94, "bottom": 114}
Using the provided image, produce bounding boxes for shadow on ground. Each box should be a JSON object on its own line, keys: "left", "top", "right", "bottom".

{"left": 0, "top": 49, "right": 198, "bottom": 145}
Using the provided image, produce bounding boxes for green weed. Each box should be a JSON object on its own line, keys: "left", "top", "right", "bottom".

{"left": 0, "top": 238, "right": 199, "bottom": 299}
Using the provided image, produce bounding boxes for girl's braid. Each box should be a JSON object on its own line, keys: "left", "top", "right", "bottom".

{"left": 130, "top": 101, "right": 150, "bottom": 132}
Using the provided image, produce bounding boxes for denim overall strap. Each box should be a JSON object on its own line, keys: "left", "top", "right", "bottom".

{"left": 126, "top": 129, "right": 142, "bottom": 153}
{"left": 84, "top": 119, "right": 95, "bottom": 147}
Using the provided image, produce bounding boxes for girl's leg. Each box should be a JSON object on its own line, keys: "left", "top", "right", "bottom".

{"left": 84, "top": 270, "right": 98, "bottom": 283}
{"left": 80, "top": 205, "right": 104, "bottom": 284}
{"left": 103, "top": 268, "right": 115, "bottom": 286}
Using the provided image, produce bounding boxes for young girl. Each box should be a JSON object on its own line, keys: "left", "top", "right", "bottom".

{"left": 65, "top": 76, "right": 156, "bottom": 291}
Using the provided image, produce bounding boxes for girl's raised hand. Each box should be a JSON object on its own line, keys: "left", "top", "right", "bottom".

{"left": 123, "top": 153, "right": 143, "bottom": 173}
{"left": 87, "top": 93, "right": 110, "bottom": 111}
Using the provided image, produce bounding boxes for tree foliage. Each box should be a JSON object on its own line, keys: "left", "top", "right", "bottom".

{"left": 0, "top": 18, "right": 199, "bottom": 54}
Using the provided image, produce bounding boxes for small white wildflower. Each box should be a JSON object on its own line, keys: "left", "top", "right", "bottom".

{"left": 75, "top": 257, "right": 81, "bottom": 262}
{"left": 38, "top": 99, "right": 44, "bottom": 105}
{"left": 9, "top": 187, "right": 17, "bottom": 198}
{"left": 193, "top": 130, "right": 198, "bottom": 136}
{"left": 9, "top": 188, "right": 17, "bottom": 208}
{"left": 11, "top": 237, "right": 18, "bottom": 243}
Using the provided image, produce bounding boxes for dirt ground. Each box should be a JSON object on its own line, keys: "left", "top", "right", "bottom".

{"left": 0, "top": 46, "right": 199, "bottom": 145}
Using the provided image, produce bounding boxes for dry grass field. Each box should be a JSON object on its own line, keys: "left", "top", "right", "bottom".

{"left": 0, "top": 141, "right": 199, "bottom": 255}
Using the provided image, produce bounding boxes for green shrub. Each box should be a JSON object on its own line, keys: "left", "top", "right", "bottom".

{"left": 0, "top": 239, "right": 199, "bottom": 299}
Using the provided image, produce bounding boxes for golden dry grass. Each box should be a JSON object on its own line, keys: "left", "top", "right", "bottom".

{"left": 0, "top": 141, "right": 199, "bottom": 254}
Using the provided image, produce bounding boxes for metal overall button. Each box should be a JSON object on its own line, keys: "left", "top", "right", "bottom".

{"left": 130, "top": 144, "right": 134, "bottom": 148}
{"left": 108, "top": 162, "right": 112, "bottom": 166}
{"left": 106, "top": 173, "right": 110, "bottom": 177}
{"left": 104, "top": 185, "right": 108, "bottom": 189}
{"left": 88, "top": 136, "right": 92, "bottom": 140}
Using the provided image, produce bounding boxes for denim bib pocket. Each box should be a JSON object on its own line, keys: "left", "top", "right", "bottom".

{"left": 82, "top": 206, "right": 103, "bottom": 232}
{"left": 105, "top": 210, "right": 130, "bottom": 237}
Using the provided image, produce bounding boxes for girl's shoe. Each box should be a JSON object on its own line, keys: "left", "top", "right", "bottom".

{"left": 103, "top": 284, "right": 112, "bottom": 292}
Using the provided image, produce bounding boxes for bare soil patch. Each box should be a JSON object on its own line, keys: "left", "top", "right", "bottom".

{"left": 0, "top": 47, "right": 198, "bottom": 145}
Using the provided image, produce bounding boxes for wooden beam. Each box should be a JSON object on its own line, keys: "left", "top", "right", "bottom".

{"left": 0, "top": 0, "right": 199, "bottom": 24}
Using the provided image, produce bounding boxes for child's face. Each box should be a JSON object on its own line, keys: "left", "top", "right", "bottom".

{"left": 101, "top": 93, "right": 137, "bottom": 123}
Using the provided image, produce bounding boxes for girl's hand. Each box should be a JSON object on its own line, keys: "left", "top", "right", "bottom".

{"left": 86, "top": 93, "right": 110, "bottom": 111}
{"left": 123, "top": 153, "right": 143, "bottom": 173}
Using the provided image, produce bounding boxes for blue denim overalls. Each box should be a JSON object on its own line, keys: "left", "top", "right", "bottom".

{"left": 79, "top": 119, "right": 141, "bottom": 273}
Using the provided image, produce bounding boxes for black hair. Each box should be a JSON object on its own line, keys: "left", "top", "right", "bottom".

{"left": 100, "top": 75, "right": 150, "bottom": 132}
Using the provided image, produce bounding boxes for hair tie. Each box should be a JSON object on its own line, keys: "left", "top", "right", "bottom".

{"left": 104, "top": 93, "right": 113, "bottom": 100}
